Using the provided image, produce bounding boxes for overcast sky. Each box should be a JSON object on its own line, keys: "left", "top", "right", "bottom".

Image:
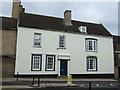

{"left": 1, "top": 0, "right": 119, "bottom": 35}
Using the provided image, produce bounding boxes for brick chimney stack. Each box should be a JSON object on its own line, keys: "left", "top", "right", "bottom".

{"left": 64, "top": 10, "right": 72, "bottom": 26}
{"left": 12, "top": 0, "right": 25, "bottom": 19}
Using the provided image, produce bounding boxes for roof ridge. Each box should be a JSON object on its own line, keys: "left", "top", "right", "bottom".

{"left": 22, "top": 12, "right": 63, "bottom": 20}
{"left": 72, "top": 19, "right": 100, "bottom": 25}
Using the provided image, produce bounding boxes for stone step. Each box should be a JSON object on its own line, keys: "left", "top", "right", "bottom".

{"left": 57, "top": 76, "right": 67, "bottom": 79}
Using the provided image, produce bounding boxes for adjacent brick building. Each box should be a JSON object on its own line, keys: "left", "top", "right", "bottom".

{"left": 114, "top": 36, "right": 120, "bottom": 79}
{"left": 0, "top": 17, "right": 17, "bottom": 77}
{"left": 0, "top": 0, "right": 25, "bottom": 78}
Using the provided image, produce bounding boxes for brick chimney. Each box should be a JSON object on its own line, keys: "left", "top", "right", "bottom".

{"left": 12, "top": 0, "right": 25, "bottom": 19}
{"left": 64, "top": 10, "right": 72, "bottom": 26}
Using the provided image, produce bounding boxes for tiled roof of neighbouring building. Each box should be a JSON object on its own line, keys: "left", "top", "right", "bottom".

{"left": 0, "top": 17, "right": 17, "bottom": 30}
{"left": 113, "top": 36, "right": 120, "bottom": 44}
{"left": 19, "top": 13, "right": 112, "bottom": 36}
{"left": 113, "top": 36, "right": 120, "bottom": 51}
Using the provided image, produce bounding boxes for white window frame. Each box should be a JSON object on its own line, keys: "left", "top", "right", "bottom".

{"left": 87, "top": 57, "right": 97, "bottom": 71}
{"left": 31, "top": 54, "right": 42, "bottom": 71}
{"left": 78, "top": 26, "right": 87, "bottom": 33}
{"left": 46, "top": 55, "right": 55, "bottom": 71}
{"left": 86, "top": 38, "right": 97, "bottom": 52}
{"left": 59, "top": 35, "right": 66, "bottom": 48}
{"left": 33, "top": 33, "right": 42, "bottom": 47}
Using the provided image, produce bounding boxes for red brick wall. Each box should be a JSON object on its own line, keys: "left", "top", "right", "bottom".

{"left": 114, "top": 43, "right": 120, "bottom": 66}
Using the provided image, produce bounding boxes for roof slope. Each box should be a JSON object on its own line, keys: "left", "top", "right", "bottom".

{"left": 113, "top": 35, "right": 120, "bottom": 50}
{"left": 113, "top": 35, "right": 120, "bottom": 44}
{"left": 19, "top": 13, "right": 112, "bottom": 36}
{"left": 0, "top": 17, "right": 17, "bottom": 30}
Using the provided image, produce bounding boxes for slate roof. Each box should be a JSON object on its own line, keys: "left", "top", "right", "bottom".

{"left": 113, "top": 36, "right": 120, "bottom": 50}
{"left": 19, "top": 13, "right": 112, "bottom": 36}
{"left": 113, "top": 36, "right": 120, "bottom": 44}
{"left": 0, "top": 17, "right": 17, "bottom": 30}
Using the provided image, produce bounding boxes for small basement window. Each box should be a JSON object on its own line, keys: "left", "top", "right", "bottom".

{"left": 78, "top": 26, "right": 87, "bottom": 33}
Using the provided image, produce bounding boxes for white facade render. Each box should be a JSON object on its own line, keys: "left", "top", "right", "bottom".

{"left": 15, "top": 10, "right": 114, "bottom": 77}
{"left": 15, "top": 27, "right": 114, "bottom": 76}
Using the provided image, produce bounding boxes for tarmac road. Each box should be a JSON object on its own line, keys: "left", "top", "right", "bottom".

{"left": 1, "top": 81, "right": 119, "bottom": 87}
{"left": 1, "top": 79, "right": 120, "bottom": 90}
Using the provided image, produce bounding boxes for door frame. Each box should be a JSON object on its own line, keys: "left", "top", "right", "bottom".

{"left": 58, "top": 59, "right": 70, "bottom": 76}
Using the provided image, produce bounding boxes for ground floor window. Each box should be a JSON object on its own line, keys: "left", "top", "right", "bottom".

{"left": 87, "top": 57, "right": 97, "bottom": 71}
{"left": 46, "top": 55, "right": 55, "bottom": 71}
{"left": 31, "top": 54, "right": 42, "bottom": 71}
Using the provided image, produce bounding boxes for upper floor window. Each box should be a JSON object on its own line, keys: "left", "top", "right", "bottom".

{"left": 46, "top": 55, "right": 55, "bottom": 71}
{"left": 78, "top": 26, "right": 87, "bottom": 33}
{"left": 85, "top": 38, "right": 97, "bottom": 52}
{"left": 87, "top": 57, "right": 97, "bottom": 71}
{"left": 34, "top": 33, "right": 42, "bottom": 47}
{"left": 59, "top": 35, "right": 66, "bottom": 48}
{"left": 31, "top": 54, "right": 42, "bottom": 71}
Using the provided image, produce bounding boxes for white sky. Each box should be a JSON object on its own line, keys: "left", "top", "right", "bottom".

{"left": 0, "top": 0, "right": 119, "bottom": 35}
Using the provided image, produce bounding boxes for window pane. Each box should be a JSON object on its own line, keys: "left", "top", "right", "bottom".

{"left": 46, "top": 56, "right": 55, "bottom": 71}
{"left": 47, "top": 57, "right": 53, "bottom": 69}
{"left": 59, "top": 35, "right": 65, "bottom": 48}
{"left": 93, "top": 40, "right": 97, "bottom": 51}
{"left": 34, "top": 33, "right": 41, "bottom": 46}
{"left": 86, "top": 39, "right": 97, "bottom": 52}
{"left": 90, "top": 59, "right": 93, "bottom": 69}
{"left": 87, "top": 57, "right": 97, "bottom": 71}
{"left": 32, "top": 55, "right": 41, "bottom": 70}
{"left": 89, "top": 41, "right": 92, "bottom": 50}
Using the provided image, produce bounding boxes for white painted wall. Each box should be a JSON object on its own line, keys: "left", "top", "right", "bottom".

{"left": 15, "top": 27, "right": 114, "bottom": 75}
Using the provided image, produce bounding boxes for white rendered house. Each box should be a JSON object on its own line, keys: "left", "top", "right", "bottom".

{"left": 15, "top": 10, "right": 114, "bottom": 78}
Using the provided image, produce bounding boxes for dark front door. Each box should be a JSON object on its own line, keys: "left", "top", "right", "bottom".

{"left": 60, "top": 60, "right": 67, "bottom": 76}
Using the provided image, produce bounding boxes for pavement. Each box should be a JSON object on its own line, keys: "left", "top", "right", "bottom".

{"left": 0, "top": 78, "right": 120, "bottom": 89}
